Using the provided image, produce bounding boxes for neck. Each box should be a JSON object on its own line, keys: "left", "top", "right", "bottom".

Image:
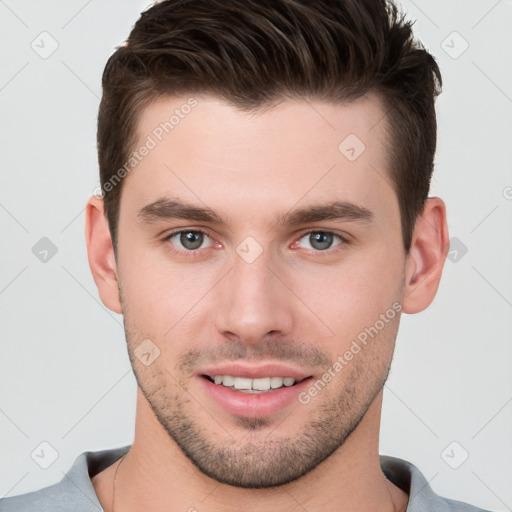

{"left": 95, "top": 389, "right": 408, "bottom": 512}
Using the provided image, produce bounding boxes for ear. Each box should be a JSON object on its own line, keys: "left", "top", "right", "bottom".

{"left": 84, "top": 195, "right": 122, "bottom": 314}
{"left": 402, "top": 197, "right": 449, "bottom": 314}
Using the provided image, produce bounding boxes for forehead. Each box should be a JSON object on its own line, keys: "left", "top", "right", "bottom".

{"left": 135, "top": 92, "right": 389, "bottom": 160}
{"left": 120, "top": 92, "right": 396, "bottom": 230}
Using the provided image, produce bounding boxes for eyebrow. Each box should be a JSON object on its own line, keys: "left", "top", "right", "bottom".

{"left": 137, "top": 196, "right": 374, "bottom": 227}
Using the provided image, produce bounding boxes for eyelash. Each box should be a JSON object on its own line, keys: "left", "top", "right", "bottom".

{"left": 162, "top": 229, "right": 350, "bottom": 259}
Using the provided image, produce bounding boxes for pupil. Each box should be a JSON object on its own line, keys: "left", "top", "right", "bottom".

{"left": 181, "top": 231, "right": 203, "bottom": 250}
{"left": 311, "top": 232, "right": 332, "bottom": 250}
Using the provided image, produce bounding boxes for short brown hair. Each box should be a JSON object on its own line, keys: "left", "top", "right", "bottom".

{"left": 97, "top": 0, "right": 442, "bottom": 254}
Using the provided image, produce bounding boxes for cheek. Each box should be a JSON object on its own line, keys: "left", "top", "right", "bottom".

{"left": 118, "top": 244, "right": 220, "bottom": 339}
{"left": 289, "top": 244, "right": 404, "bottom": 339}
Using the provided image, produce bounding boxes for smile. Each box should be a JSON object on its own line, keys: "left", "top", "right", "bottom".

{"left": 199, "top": 369, "right": 313, "bottom": 418}
{"left": 204, "top": 375, "right": 305, "bottom": 393}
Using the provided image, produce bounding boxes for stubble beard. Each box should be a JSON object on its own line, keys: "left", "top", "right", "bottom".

{"left": 128, "top": 340, "right": 391, "bottom": 488}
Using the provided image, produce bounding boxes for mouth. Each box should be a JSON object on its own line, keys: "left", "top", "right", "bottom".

{"left": 197, "top": 364, "right": 314, "bottom": 418}
{"left": 201, "top": 374, "right": 309, "bottom": 393}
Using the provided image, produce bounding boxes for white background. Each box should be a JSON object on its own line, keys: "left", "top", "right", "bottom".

{"left": 0, "top": 1, "right": 511, "bottom": 510}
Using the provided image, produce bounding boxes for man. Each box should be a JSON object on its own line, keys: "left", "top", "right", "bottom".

{"left": 0, "top": 0, "right": 493, "bottom": 511}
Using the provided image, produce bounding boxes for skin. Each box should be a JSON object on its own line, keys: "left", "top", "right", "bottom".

{"left": 86, "top": 92, "right": 449, "bottom": 512}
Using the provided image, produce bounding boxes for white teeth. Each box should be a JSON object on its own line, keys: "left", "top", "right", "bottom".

{"left": 222, "top": 375, "right": 235, "bottom": 387}
{"left": 270, "top": 377, "right": 284, "bottom": 389}
{"left": 233, "top": 377, "right": 252, "bottom": 390}
{"left": 252, "top": 377, "right": 271, "bottom": 391}
{"left": 211, "top": 375, "right": 297, "bottom": 391}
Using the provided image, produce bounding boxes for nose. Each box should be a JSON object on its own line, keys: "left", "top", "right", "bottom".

{"left": 214, "top": 247, "right": 294, "bottom": 346}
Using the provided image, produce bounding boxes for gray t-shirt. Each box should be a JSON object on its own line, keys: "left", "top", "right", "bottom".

{"left": 0, "top": 445, "right": 493, "bottom": 511}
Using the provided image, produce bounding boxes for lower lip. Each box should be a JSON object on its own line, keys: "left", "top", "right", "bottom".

{"left": 199, "top": 376, "right": 313, "bottom": 418}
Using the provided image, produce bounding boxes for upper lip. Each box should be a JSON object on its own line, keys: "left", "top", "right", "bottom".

{"left": 198, "top": 363, "right": 311, "bottom": 381}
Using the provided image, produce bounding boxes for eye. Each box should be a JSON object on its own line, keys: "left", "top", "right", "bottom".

{"left": 162, "top": 229, "right": 349, "bottom": 258}
{"left": 164, "top": 229, "right": 215, "bottom": 253}
{"left": 295, "top": 231, "right": 346, "bottom": 252}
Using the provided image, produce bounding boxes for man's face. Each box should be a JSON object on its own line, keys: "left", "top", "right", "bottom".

{"left": 115, "top": 93, "right": 407, "bottom": 487}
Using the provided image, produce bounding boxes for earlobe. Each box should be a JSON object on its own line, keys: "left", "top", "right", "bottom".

{"left": 84, "top": 195, "right": 122, "bottom": 314}
{"left": 401, "top": 197, "right": 449, "bottom": 314}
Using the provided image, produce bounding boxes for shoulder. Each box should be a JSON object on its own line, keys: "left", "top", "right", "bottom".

{"left": 0, "top": 445, "right": 130, "bottom": 512}
{"left": 0, "top": 482, "right": 66, "bottom": 511}
{"left": 380, "top": 454, "right": 495, "bottom": 512}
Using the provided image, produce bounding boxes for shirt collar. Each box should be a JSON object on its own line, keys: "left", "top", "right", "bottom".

{"left": 62, "top": 446, "right": 444, "bottom": 511}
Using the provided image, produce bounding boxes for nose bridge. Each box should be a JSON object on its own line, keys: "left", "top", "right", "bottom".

{"left": 214, "top": 242, "right": 293, "bottom": 343}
